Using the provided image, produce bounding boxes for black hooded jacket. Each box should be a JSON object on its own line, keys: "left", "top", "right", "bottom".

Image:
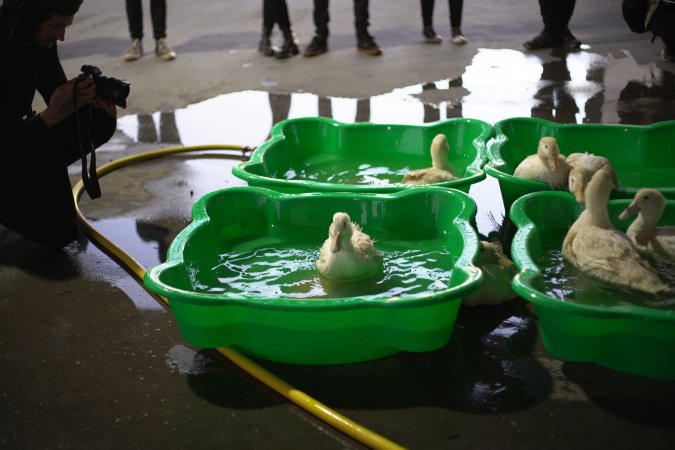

{"left": 0, "top": 0, "right": 115, "bottom": 169}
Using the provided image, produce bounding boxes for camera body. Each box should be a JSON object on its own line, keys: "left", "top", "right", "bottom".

{"left": 79, "top": 65, "right": 130, "bottom": 108}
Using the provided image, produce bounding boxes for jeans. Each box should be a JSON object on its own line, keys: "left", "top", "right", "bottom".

{"left": 125, "top": 0, "right": 167, "bottom": 40}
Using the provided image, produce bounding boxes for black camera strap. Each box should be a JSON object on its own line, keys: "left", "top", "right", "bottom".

{"left": 73, "top": 79, "right": 101, "bottom": 199}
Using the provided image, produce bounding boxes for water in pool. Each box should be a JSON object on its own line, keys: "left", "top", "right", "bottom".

{"left": 538, "top": 249, "right": 675, "bottom": 310}
{"left": 283, "top": 159, "right": 421, "bottom": 186}
{"left": 189, "top": 242, "right": 454, "bottom": 299}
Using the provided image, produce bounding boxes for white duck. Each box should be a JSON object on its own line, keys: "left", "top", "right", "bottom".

{"left": 316, "top": 212, "right": 383, "bottom": 281}
{"left": 402, "top": 134, "right": 458, "bottom": 185}
{"left": 463, "top": 240, "right": 518, "bottom": 307}
{"left": 513, "top": 136, "right": 569, "bottom": 189}
{"left": 566, "top": 151, "right": 618, "bottom": 203}
{"left": 562, "top": 169, "right": 669, "bottom": 295}
{"left": 619, "top": 188, "right": 675, "bottom": 260}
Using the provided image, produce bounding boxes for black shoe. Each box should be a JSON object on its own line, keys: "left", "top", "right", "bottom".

{"left": 303, "top": 36, "right": 328, "bottom": 57}
{"left": 258, "top": 36, "right": 275, "bottom": 57}
{"left": 357, "top": 34, "right": 382, "bottom": 56}
{"left": 423, "top": 26, "right": 442, "bottom": 44}
{"left": 276, "top": 27, "right": 299, "bottom": 59}
{"left": 523, "top": 30, "right": 564, "bottom": 50}
{"left": 563, "top": 28, "right": 582, "bottom": 49}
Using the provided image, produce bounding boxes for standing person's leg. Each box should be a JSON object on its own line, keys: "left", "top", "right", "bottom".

{"left": 151, "top": 0, "right": 176, "bottom": 60}
{"left": 649, "top": 3, "right": 675, "bottom": 61}
{"left": 259, "top": 0, "right": 276, "bottom": 56}
{"left": 354, "top": 0, "right": 381, "bottom": 55}
{"left": 123, "top": 0, "right": 144, "bottom": 61}
{"left": 421, "top": 0, "right": 441, "bottom": 43}
{"left": 304, "top": 0, "right": 329, "bottom": 56}
{"left": 524, "top": 0, "right": 564, "bottom": 50}
{"left": 449, "top": 0, "right": 466, "bottom": 44}
{"left": 274, "top": 0, "right": 299, "bottom": 59}
{"left": 559, "top": 0, "right": 581, "bottom": 48}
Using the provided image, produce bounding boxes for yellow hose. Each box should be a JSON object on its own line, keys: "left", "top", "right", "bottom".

{"left": 72, "top": 144, "right": 406, "bottom": 450}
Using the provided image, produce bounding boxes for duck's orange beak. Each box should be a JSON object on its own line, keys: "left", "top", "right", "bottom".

{"left": 331, "top": 230, "right": 342, "bottom": 253}
{"left": 619, "top": 201, "right": 639, "bottom": 220}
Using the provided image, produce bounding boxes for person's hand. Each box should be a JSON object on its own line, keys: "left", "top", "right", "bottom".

{"left": 40, "top": 75, "right": 97, "bottom": 127}
{"left": 92, "top": 96, "right": 117, "bottom": 117}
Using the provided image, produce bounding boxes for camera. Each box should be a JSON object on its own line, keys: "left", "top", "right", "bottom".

{"left": 79, "top": 64, "right": 131, "bottom": 108}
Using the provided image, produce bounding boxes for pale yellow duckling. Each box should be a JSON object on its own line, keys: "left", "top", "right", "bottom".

{"left": 402, "top": 134, "right": 458, "bottom": 185}
{"left": 619, "top": 188, "right": 675, "bottom": 260}
{"left": 513, "top": 136, "right": 569, "bottom": 189}
{"left": 562, "top": 169, "right": 669, "bottom": 295}
{"left": 316, "top": 212, "right": 383, "bottom": 281}
{"left": 463, "top": 240, "right": 518, "bottom": 307}
{"left": 566, "top": 151, "right": 618, "bottom": 203}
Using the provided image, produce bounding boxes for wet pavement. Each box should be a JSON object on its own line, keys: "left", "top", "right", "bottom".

{"left": 2, "top": 0, "right": 675, "bottom": 449}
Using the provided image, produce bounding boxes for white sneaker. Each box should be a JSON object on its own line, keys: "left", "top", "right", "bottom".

{"left": 451, "top": 34, "right": 467, "bottom": 45}
{"left": 156, "top": 38, "right": 176, "bottom": 60}
{"left": 124, "top": 38, "right": 143, "bottom": 61}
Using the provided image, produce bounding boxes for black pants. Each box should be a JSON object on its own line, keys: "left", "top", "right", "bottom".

{"left": 649, "top": 3, "right": 675, "bottom": 52}
{"left": 0, "top": 108, "right": 116, "bottom": 249}
{"left": 312, "top": 0, "right": 370, "bottom": 39}
{"left": 262, "top": 0, "right": 291, "bottom": 31}
{"left": 420, "top": 0, "right": 463, "bottom": 29}
{"left": 538, "top": 0, "right": 576, "bottom": 34}
{"left": 125, "top": 0, "right": 167, "bottom": 40}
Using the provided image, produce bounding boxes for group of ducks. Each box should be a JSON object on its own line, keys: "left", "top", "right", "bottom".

{"left": 514, "top": 136, "right": 674, "bottom": 295}
{"left": 316, "top": 133, "right": 518, "bottom": 306}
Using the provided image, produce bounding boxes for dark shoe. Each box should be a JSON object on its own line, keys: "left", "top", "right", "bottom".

{"left": 423, "top": 26, "right": 442, "bottom": 44}
{"left": 276, "top": 27, "right": 299, "bottom": 59}
{"left": 259, "top": 36, "right": 275, "bottom": 56}
{"left": 662, "top": 47, "right": 675, "bottom": 62}
{"left": 303, "top": 36, "right": 328, "bottom": 57}
{"left": 563, "top": 28, "right": 582, "bottom": 49}
{"left": 357, "top": 34, "right": 382, "bottom": 56}
{"left": 523, "top": 29, "right": 563, "bottom": 50}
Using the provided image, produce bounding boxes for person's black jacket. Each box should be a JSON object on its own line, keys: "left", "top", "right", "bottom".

{"left": 0, "top": 0, "right": 116, "bottom": 169}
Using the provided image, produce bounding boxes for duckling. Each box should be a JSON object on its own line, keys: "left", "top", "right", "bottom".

{"left": 513, "top": 136, "right": 569, "bottom": 189}
{"left": 562, "top": 169, "right": 669, "bottom": 295}
{"left": 463, "top": 240, "right": 518, "bottom": 307}
{"left": 566, "top": 151, "right": 618, "bottom": 203}
{"left": 402, "top": 134, "right": 458, "bottom": 185}
{"left": 619, "top": 188, "right": 675, "bottom": 260}
{"left": 316, "top": 212, "right": 383, "bottom": 281}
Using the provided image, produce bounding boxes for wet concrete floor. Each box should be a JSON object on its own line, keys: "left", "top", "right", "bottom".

{"left": 2, "top": 1, "right": 675, "bottom": 449}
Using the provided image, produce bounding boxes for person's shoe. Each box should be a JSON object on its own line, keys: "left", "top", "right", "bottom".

{"left": 563, "top": 28, "right": 582, "bottom": 49}
{"left": 276, "top": 27, "right": 299, "bottom": 59}
{"left": 451, "top": 27, "right": 466, "bottom": 45}
{"left": 303, "top": 36, "right": 328, "bottom": 57}
{"left": 155, "top": 38, "right": 176, "bottom": 60}
{"left": 523, "top": 29, "right": 563, "bottom": 50}
{"left": 357, "top": 34, "right": 382, "bottom": 56}
{"left": 259, "top": 36, "right": 275, "bottom": 56}
{"left": 423, "top": 26, "right": 442, "bottom": 44}
{"left": 662, "top": 47, "right": 675, "bottom": 62}
{"left": 123, "top": 38, "right": 143, "bottom": 61}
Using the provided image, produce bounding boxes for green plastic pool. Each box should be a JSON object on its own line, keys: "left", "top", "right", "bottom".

{"left": 486, "top": 117, "right": 675, "bottom": 211}
{"left": 232, "top": 117, "right": 493, "bottom": 193}
{"left": 510, "top": 190, "right": 675, "bottom": 380}
{"left": 143, "top": 186, "right": 482, "bottom": 364}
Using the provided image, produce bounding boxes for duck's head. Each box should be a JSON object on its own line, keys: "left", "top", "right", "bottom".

{"left": 430, "top": 133, "right": 450, "bottom": 168}
{"left": 329, "top": 212, "right": 353, "bottom": 253}
{"left": 476, "top": 241, "right": 515, "bottom": 268}
{"left": 619, "top": 188, "right": 666, "bottom": 221}
{"left": 568, "top": 168, "right": 587, "bottom": 203}
{"left": 537, "top": 136, "right": 560, "bottom": 171}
